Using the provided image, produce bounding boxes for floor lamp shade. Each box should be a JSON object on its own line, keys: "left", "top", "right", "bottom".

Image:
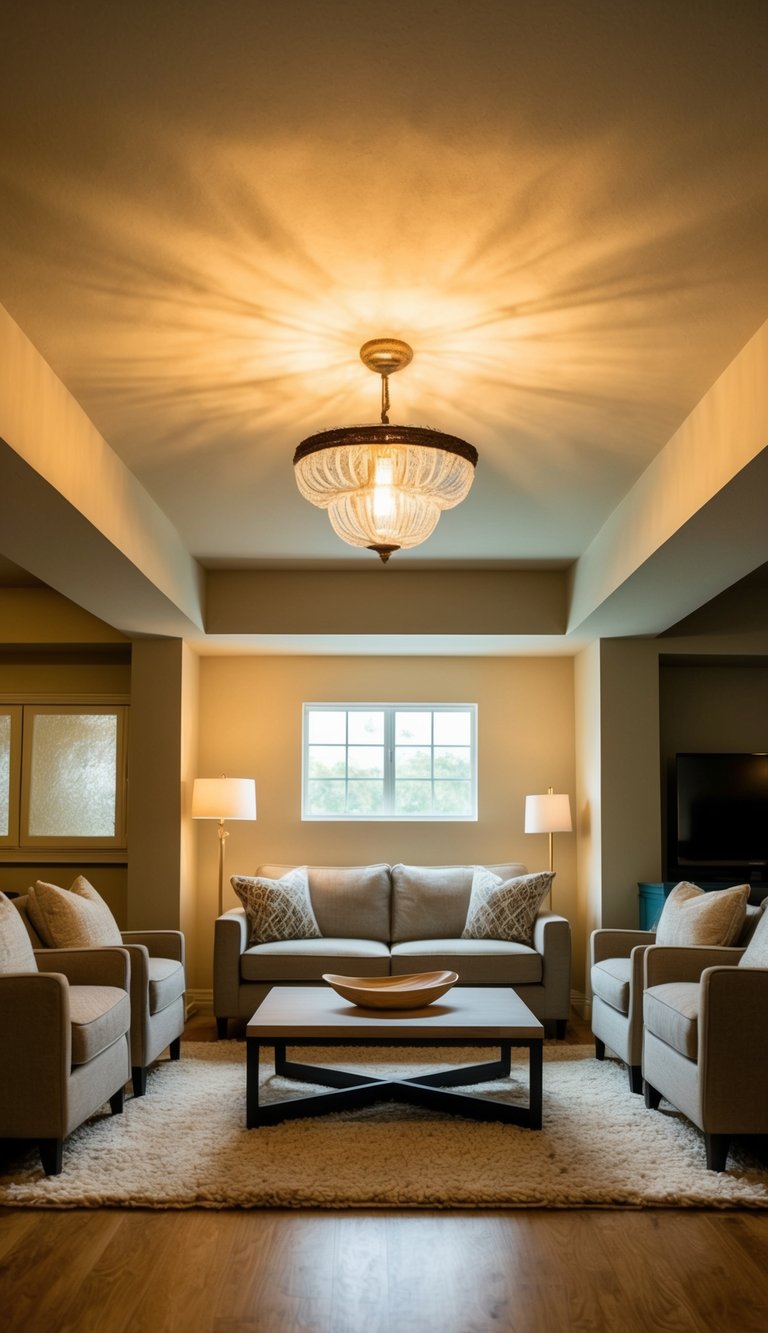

{"left": 192, "top": 778, "right": 257, "bottom": 916}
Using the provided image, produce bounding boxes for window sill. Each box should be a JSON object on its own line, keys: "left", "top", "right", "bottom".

{"left": 0, "top": 850, "right": 128, "bottom": 865}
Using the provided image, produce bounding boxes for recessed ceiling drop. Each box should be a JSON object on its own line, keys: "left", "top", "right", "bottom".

{"left": 293, "top": 338, "right": 478, "bottom": 562}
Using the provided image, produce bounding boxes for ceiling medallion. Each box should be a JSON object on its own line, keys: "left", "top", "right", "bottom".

{"left": 293, "top": 338, "right": 478, "bottom": 562}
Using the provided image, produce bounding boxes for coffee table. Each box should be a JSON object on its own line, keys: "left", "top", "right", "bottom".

{"left": 246, "top": 985, "right": 544, "bottom": 1128}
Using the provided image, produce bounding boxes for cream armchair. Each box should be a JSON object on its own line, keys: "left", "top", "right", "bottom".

{"left": 590, "top": 928, "right": 656, "bottom": 1093}
{"left": 0, "top": 894, "right": 131, "bottom": 1175}
{"left": 642, "top": 941, "right": 768, "bottom": 1171}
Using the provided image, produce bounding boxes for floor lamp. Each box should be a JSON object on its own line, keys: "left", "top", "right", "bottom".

{"left": 524, "top": 787, "right": 572, "bottom": 900}
{"left": 192, "top": 777, "right": 257, "bottom": 916}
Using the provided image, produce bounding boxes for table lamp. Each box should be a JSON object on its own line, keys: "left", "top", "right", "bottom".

{"left": 192, "top": 776, "right": 257, "bottom": 915}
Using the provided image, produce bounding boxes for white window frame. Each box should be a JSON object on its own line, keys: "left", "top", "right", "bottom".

{"left": 302, "top": 703, "right": 478, "bottom": 821}
{"left": 0, "top": 703, "right": 128, "bottom": 851}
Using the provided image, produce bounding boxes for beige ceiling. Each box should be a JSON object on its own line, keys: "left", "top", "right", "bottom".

{"left": 0, "top": 1, "right": 767, "bottom": 646}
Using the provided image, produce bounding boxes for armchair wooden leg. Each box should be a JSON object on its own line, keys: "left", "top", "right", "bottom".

{"left": 628, "top": 1064, "right": 642, "bottom": 1094}
{"left": 132, "top": 1066, "right": 148, "bottom": 1097}
{"left": 595, "top": 1038, "right": 605, "bottom": 1061}
{"left": 39, "top": 1138, "right": 63, "bottom": 1176}
{"left": 705, "top": 1133, "right": 730, "bottom": 1172}
{"left": 169, "top": 1036, "right": 181, "bottom": 1061}
{"left": 644, "top": 1080, "right": 662, "bottom": 1109}
{"left": 109, "top": 1087, "right": 125, "bottom": 1115}
{"left": 554, "top": 1018, "right": 567, "bottom": 1039}
{"left": 216, "top": 1017, "right": 229, "bottom": 1040}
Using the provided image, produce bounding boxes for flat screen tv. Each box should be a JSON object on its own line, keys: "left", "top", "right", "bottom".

{"left": 676, "top": 752, "right": 768, "bottom": 868}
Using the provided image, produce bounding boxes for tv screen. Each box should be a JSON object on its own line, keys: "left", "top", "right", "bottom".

{"left": 676, "top": 752, "right": 768, "bottom": 867}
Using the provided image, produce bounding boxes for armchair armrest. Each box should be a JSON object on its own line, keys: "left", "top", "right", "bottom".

{"left": 35, "top": 946, "right": 131, "bottom": 989}
{"left": 121, "top": 930, "right": 185, "bottom": 966}
{"left": 0, "top": 973, "right": 71, "bottom": 1130}
{"left": 698, "top": 966, "right": 768, "bottom": 1128}
{"left": 644, "top": 944, "right": 744, "bottom": 988}
{"left": 590, "top": 928, "right": 655, "bottom": 967}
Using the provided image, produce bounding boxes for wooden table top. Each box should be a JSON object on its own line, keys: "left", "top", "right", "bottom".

{"left": 246, "top": 985, "right": 544, "bottom": 1042}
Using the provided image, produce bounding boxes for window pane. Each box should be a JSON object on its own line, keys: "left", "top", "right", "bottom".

{"left": 348, "top": 746, "right": 384, "bottom": 778}
{"left": 434, "top": 781, "right": 473, "bottom": 815}
{"left": 395, "top": 746, "right": 432, "bottom": 779}
{"left": 28, "top": 713, "right": 117, "bottom": 837}
{"left": 434, "top": 711, "right": 471, "bottom": 745}
{"left": 434, "top": 746, "right": 471, "bottom": 779}
{"left": 307, "top": 745, "right": 347, "bottom": 779}
{"left": 394, "top": 780, "right": 433, "bottom": 815}
{"left": 395, "top": 711, "right": 432, "bottom": 745}
{"left": 0, "top": 714, "right": 10, "bottom": 837}
{"left": 307, "top": 780, "right": 347, "bottom": 815}
{"left": 346, "top": 781, "right": 385, "bottom": 815}
{"left": 307, "top": 711, "right": 346, "bottom": 744}
{"left": 348, "top": 711, "right": 384, "bottom": 744}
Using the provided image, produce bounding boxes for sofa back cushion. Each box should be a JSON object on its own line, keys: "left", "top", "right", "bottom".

{"left": 256, "top": 864, "right": 392, "bottom": 942}
{"left": 391, "top": 863, "right": 528, "bottom": 943}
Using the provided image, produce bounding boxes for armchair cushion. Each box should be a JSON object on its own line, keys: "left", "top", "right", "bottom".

{"left": 147, "top": 955, "right": 186, "bottom": 1013}
{"left": 590, "top": 955, "right": 631, "bottom": 1014}
{"left": 0, "top": 892, "right": 38, "bottom": 973}
{"left": 738, "top": 900, "right": 768, "bottom": 967}
{"left": 26, "top": 876, "right": 122, "bottom": 948}
{"left": 643, "top": 981, "right": 700, "bottom": 1059}
{"left": 655, "top": 881, "right": 749, "bottom": 947}
{"left": 462, "top": 868, "right": 554, "bottom": 946}
{"left": 69, "top": 985, "right": 132, "bottom": 1063}
{"left": 232, "top": 867, "right": 321, "bottom": 945}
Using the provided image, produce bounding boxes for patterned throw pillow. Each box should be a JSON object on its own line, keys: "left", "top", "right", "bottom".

{"left": 231, "top": 867, "right": 321, "bottom": 946}
{"left": 739, "top": 898, "right": 768, "bottom": 967}
{"left": 26, "top": 876, "right": 123, "bottom": 948}
{"left": 654, "top": 881, "right": 749, "bottom": 947}
{"left": 462, "top": 868, "right": 555, "bottom": 946}
{"left": 0, "top": 892, "right": 39, "bottom": 973}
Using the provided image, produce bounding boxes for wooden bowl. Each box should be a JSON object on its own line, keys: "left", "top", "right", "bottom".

{"left": 322, "top": 970, "right": 459, "bottom": 1010}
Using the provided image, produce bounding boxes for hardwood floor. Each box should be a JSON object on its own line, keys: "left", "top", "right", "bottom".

{"left": 2, "top": 1012, "right": 768, "bottom": 1333}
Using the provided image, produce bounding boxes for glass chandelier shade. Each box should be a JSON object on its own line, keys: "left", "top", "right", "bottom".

{"left": 293, "top": 340, "right": 478, "bottom": 562}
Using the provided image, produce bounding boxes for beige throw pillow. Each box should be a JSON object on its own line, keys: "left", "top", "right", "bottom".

{"left": 739, "top": 898, "right": 768, "bottom": 968}
{"left": 26, "top": 876, "right": 122, "bottom": 948}
{"left": 231, "top": 867, "right": 321, "bottom": 946}
{"left": 0, "top": 892, "right": 39, "bottom": 973}
{"left": 655, "top": 881, "right": 749, "bottom": 947}
{"left": 462, "top": 868, "right": 554, "bottom": 946}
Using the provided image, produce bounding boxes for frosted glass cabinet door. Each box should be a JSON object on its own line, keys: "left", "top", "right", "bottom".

{"left": 20, "top": 707, "right": 126, "bottom": 847}
{"left": 0, "top": 708, "right": 22, "bottom": 845}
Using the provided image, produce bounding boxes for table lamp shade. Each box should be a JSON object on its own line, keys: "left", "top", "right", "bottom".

{"left": 524, "top": 792, "right": 572, "bottom": 834}
{"left": 192, "top": 777, "right": 256, "bottom": 821}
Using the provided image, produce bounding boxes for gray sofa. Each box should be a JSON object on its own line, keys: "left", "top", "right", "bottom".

{"left": 214, "top": 861, "right": 572, "bottom": 1037}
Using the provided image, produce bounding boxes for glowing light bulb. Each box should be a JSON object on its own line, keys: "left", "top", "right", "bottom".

{"left": 372, "top": 453, "right": 396, "bottom": 528}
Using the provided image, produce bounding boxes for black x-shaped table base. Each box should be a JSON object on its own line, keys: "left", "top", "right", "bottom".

{"left": 246, "top": 1039, "right": 542, "bottom": 1129}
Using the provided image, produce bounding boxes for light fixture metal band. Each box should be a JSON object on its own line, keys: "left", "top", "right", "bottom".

{"left": 294, "top": 423, "right": 479, "bottom": 468}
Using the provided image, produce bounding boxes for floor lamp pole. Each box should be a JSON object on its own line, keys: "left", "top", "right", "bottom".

{"left": 217, "top": 820, "right": 230, "bottom": 917}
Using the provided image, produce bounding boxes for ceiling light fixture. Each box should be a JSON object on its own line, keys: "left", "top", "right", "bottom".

{"left": 293, "top": 338, "right": 478, "bottom": 562}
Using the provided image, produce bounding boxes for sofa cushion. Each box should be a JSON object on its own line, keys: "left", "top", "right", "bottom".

{"left": 0, "top": 892, "right": 38, "bottom": 973}
{"left": 68, "top": 984, "right": 131, "bottom": 1064}
{"left": 655, "top": 881, "right": 749, "bottom": 948}
{"left": 391, "top": 938, "right": 542, "bottom": 985}
{"left": 25, "top": 877, "right": 123, "bottom": 949}
{"left": 643, "top": 982, "right": 700, "bottom": 1060}
{"left": 232, "top": 868, "right": 321, "bottom": 945}
{"left": 391, "top": 863, "right": 528, "bottom": 943}
{"left": 590, "top": 956, "right": 631, "bottom": 1014}
{"left": 739, "top": 899, "right": 768, "bottom": 967}
{"left": 257, "top": 864, "right": 391, "bottom": 943}
{"left": 240, "top": 937, "right": 391, "bottom": 983}
{"left": 148, "top": 956, "right": 186, "bottom": 1014}
{"left": 462, "top": 868, "right": 554, "bottom": 946}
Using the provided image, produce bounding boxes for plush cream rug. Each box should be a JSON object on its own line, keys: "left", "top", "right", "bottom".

{"left": 1, "top": 1042, "right": 767, "bottom": 1210}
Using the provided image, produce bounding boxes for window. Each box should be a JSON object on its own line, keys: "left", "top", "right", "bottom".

{"left": 303, "top": 704, "right": 477, "bottom": 820}
{"left": 0, "top": 705, "right": 127, "bottom": 850}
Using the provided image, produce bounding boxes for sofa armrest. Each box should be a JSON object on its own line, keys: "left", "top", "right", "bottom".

{"left": 121, "top": 930, "right": 185, "bottom": 966}
{"left": 35, "top": 946, "right": 131, "bottom": 990}
{"left": 644, "top": 944, "right": 744, "bottom": 988}
{"left": 214, "top": 908, "right": 250, "bottom": 1017}
{"left": 531, "top": 911, "right": 571, "bottom": 1018}
{"left": 590, "top": 928, "right": 655, "bottom": 967}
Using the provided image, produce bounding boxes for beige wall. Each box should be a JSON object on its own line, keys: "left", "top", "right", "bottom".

{"left": 191, "top": 654, "right": 577, "bottom": 991}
